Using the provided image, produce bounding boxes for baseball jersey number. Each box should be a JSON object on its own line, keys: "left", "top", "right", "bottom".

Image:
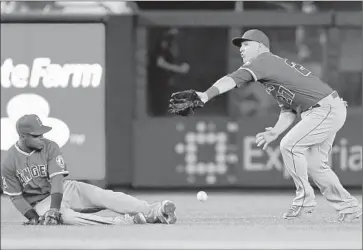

{"left": 285, "top": 59, "right": 311, "bottom": 76}
{"left": 277, "top": 86, "right": 295, "bottom": 105}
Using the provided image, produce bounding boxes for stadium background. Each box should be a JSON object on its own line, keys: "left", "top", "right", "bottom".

{"left": 1, "top": 1, "right": 362, "bottom": 191}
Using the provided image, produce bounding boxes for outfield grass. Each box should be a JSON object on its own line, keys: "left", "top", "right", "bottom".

{"left": 1, "top": 190, "right": 362, "bottom": 249}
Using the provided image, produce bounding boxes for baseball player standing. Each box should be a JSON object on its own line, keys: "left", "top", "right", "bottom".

{"left": 1, "top": 114, "right": 177, "bottom": 225}
{"left": 169, "top": 29, "right": 361, "bottom": 222}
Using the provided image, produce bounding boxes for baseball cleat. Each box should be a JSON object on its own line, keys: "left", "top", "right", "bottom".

{"left": 132, "top": 213, "right": 147, "bottom": 224}
{"left": 158, "top": 200, "right": 177, "bottom": 224}
{"left": 337, "top": 208, "right": 362, "bottom": 222}
{"left": 145, "top": 202, "right": 162, "bottom": 223}
{"left": 145, "top": 200, "right": 177, "bottom": 224}
{"left": 282, "top": 205, "right": 314, "bottom": 219}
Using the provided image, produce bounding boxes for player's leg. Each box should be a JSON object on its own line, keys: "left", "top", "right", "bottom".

{"left": 280, "top": 120, "right": 317, "bottom": 211}
{"left": 62, "top": 180, "right": 149, "bottom": 214}
{"left": 61, "top": 208, "right": 146, "bottom": 225}
{"left": 33, "top": 193, "right": 146, "bottom": 225}
{"left": 279, "top": 98, "right": 347, "bottom": 218}
{"left": 62, "top": 180, "right": 176, "bottom": 224}
{"left": 306, "top": 135, "right": 361, "bottom": 221}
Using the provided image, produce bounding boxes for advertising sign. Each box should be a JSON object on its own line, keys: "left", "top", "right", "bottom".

{"left": 1, "top": 23, "right": 106, "bottom": 180}
{"left": 133, "top": 115, "right": 362, "bottom": 188}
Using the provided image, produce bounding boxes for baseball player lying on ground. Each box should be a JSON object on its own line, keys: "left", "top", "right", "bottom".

{"left": 1, "top": 114, "right": 177, "bottom": 226}
{"left": 169, "top": 29, "right": 361, "bottom": 222}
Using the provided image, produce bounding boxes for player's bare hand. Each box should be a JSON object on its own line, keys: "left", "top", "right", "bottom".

{"left": 255, "top": 127, "right": 278, "bottom": 150}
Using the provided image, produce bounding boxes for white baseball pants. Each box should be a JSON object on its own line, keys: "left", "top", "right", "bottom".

{"left": 279, "top": 92, "right": 359, "bottom": 213}
{"left": 34, "top": 180, "right": 151, "bottom": 225}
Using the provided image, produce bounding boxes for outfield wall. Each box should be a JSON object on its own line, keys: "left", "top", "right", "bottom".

{"left": 132, "top": 113, "right": 362, "bottom": 188}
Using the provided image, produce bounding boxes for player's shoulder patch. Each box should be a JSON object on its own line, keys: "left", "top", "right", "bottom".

{"left": 55, "top": 155, "right": 66, "bottom": 170}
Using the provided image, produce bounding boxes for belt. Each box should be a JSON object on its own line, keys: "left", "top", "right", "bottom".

{"left": 307, "top": 91, "right": 339, "bottom": 111}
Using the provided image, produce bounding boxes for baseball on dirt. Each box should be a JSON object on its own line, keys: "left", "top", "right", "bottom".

{"left": 197, "top": 191, "right": 208, "bottom": 202}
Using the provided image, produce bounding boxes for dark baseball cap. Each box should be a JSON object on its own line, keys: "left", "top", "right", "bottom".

{"left": 16, "top": 114, "right": 52, "bottom": 135}
{"left": 232, "top": 29, "right": 270, "bottom": 49}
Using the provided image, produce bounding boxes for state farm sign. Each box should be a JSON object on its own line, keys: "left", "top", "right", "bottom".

{"left": 1, "top": 23, "right": 106, "bottom": 180}
{"left": 1, "top": 58, "right": 103, "bottom": 88}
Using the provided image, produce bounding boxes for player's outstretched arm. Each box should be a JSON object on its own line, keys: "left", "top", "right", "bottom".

{"left": 168, "top": 68, "right": 253, "bottom": 116}
{"left": 197, "top": 68, "right": 254, "bottom": 104}
{"left": 196, "top": 76, "right": 236, "bottom": 103}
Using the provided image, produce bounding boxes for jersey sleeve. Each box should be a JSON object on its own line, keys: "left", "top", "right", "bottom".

{"left": 238, "top": 55, "right": 269, "bottom": 81}
{"left": 47, "top": 142, "right": 69, "bottom": 179}
{"left": 1, "top": 157, "right": 23, "bottom": 196}
{"left": 228, "top": 54, "right": 270, "bottom": 87}
{"left": 227, "top": 67, "right": 254, "bottom": 88}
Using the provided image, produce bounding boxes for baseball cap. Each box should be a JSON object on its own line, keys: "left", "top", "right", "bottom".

{"left": 232, "top": 29, "right": 270, "bottom": 49}
{"left": 16, "top": 114, "right": 52, "bottom": 135}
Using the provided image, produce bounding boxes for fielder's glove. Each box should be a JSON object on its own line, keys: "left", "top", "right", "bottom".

{"left": 40, "top": 209, "right": 62, "bottom": 225}
{"left": 168, "top": 90, "right": 204, "bottom": 116}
